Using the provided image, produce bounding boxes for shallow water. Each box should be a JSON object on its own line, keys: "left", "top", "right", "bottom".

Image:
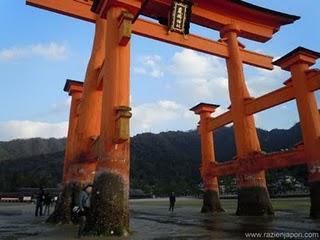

{"left": 0, "top": 198, "right": 319, "bottom": 240}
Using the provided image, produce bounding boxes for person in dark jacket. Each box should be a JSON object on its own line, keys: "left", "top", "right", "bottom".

{"left": 35, "top": 187, "right": 45, "bottom": 216}
{"left": 169, "top": 192, "right": 176, "bottom": 212}
{"left": 43, "top": 192, "right": 52, "bottom": 215}
{"left": 78, "top": 184, "right": 93, "bottom": 238}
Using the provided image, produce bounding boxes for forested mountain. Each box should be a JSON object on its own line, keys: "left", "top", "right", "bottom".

{"left": 0, "top": 138, "right": 65, "bottom": 162}
{"left": 0, "top": 124, "right": 305, "bottom": 194}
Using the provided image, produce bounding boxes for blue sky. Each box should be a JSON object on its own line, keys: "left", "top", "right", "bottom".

{"left": 0, "top": 0, "right": 319, "bottom": 140}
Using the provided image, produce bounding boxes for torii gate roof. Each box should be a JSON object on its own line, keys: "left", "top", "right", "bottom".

{"left": 92, "top": 0, "right": 300, "bottom": 42}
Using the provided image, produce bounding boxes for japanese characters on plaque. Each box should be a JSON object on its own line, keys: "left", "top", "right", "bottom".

{"left": 168, "top": 0, "right": 192, "bottom": 35}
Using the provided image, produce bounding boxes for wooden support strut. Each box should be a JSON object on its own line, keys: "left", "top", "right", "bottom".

{"left": 206, "top": 147, "right": 307, "bottom": 178}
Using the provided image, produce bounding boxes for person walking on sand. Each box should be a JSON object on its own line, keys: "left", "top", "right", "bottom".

{"left": 35, "top": 187, "right": 45, "bottom": 216}
{"left": 78, "top": 184, "right": 93, "bottom": 238}
{"left": 169, "top": 192, "right": 176, "bottom": 212}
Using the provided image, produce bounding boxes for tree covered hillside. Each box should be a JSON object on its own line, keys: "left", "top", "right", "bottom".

{"left": 0, "top": 124, "right": 305, "bottom": 194}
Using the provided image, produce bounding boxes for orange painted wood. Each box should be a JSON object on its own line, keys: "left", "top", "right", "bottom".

{"left": 95, "top": 0, "right": 299, "bottom": 42}
{"left": 274, "top": 48, "right": 320, "bottom": 183}
{"left": 63, "top": 82, "right": 83, "bottom": 182}
{"left": 26, "top": 0, "right": 96, "bottom": 22}
{"left": 245, "top": 85, "right": 294, "bottom": 115}
{"left": 133, "top": 19, "right": 273, "bottom": 69}
{"left": 290, "top": 66, "right": 320, "bottom": 182}
{"left": 96, "top": 7, "right": 131, "bottom": 188}
{"left": 66, "top": 17, "right": 106, "bottom": 184}
{"left": 208, "top": 86, "right": 295, "bottom": 131}
{"left": 307, "top": 70, "right": 320, "bottom": 92}
{"left": 191, "top": 104, "right": 220, "bottom": 192}
{"left": 208, "top": 111, "right": 233, "bottom": 131}
{"left": 221, "top": 24, "right": 266, "bottom": 188}
{"left": 206, "top": 148, "right": 307, "bottom": 178}
{"left": 75, "top": 15, "right": 105, "bottom": 156}
{"left": 26, "top": 0, "right": 274, "bottom": 70}
{"left": 208, "top": 70, "right": 320, "bottom": 131}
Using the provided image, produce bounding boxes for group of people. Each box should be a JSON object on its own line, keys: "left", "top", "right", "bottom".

{"left": 35, "top": 187, "right": 53, "bottom": 217}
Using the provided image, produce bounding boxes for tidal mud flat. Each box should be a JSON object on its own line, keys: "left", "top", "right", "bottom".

{"left": 0, "top": 198, "right": 319, "bottom": 240}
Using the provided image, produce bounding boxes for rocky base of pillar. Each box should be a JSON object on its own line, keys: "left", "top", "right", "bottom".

{"left": 88, "top": 171, "right": 129, "bottom": 236}
{"left": 310, "top": 181, "right": 320, "bottom": 219}
{"left": 47, "top": 183, "right": 82, "bottom": 224}
{"left": 236, "top": 186, "right": 274, "bottom": 216}
{"left": 201, "top": 190, "right": 224, "bottom": 213}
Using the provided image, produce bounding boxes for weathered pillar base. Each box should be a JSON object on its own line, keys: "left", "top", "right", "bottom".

{"left": 236, "top": 186, "right": 274, "bottom": 216}
{"left": 310, "top": 181, "right": 320, "bottom": 219}
{"left": 88, "top": 171, "right": 129, "bottom": 236}
{"left": 201, "top": 190, "right": 224, "bottom": 213}
{"left": 47, "top": 182, "right": 82, "bottom": 224}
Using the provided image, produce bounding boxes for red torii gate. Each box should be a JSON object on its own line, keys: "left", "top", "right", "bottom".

{"left": 191, "top": 47, "right": 320, "bottom": 216}
{"left": 26, "top": 0, "right": 320, "bottom": 236}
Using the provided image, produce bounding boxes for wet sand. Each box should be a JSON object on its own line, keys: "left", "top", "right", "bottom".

{"left": 0, "top": 198, "right": 319, "bottom": 240}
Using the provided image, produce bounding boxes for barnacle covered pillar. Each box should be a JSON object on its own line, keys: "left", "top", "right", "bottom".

{"left": 91, "top": 7, "right": 133, "bottom": 235}
{"left": 274, "top": 47, "right": 320, "bottom": 218}
{"left": 221, "top": 24, "right": 273, "bottom": 216}
{"left": 191, "top": 103, "right": 224, "bottom": 213}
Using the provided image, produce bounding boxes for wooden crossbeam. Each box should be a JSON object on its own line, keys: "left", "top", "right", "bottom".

{"left": 245, "top": 85, "right": 294, "bottom": 115}
{"left": 208, "top": 111, "right": 232, "bottom": 131}
{"left": 206, "top": 147, "right": 307, "bottom": 178}
{"left": 133, "top": 19, "right": 273, "bottom": 69}
{"left": 94, "top": 0, "right": 299, "bottom": 42}
{"left": 208, "top": 70, "right": 320, "bottom": 131}
{"left": 26, "top": 0, "right": 96, "bottom": 22}
{"left": 26, "top": 0, "right": 274, "bottom": 70}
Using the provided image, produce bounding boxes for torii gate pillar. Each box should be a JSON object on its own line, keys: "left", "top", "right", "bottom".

{"left": 48, "top": 16, "right": 106, "bottom": 224}
{"left": 90, "top": 6, "right": 133, "bottom": 235}
{"left": 48, "top": 80, "right": 83, "bottom": 224}
{"left": 274, "top": 48, "right": 320, "bottom": 218}
{"left": 220, "top": 24, "right": 273, "bottom": 216}
{"left": 63, "top": 80, "right": 83, "bottom": 183}
{"left": 191, "top": 103, "right": 224, "bottom": 213}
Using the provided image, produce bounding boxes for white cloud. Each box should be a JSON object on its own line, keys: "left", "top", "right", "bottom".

{"left": 0, "top": 42, "right": 68, "bottom": 61}
{"left": 246, "top": 66, "right": 289, "bottom": 97}
{"left": 133, "top": 55, "right": 163, "bottom": 78}
{"left": 131, "top": 100, "right": 197, "bottom": 135}
{"left": 168, "top": 49, "right": 290, "bottom": 106}
{"left": 0, "top": 121, "right": 68, "bottom": 141}
{"left": 169, "top": 49, "right": 229, "bottom": 104}
{"left": 131, "top": 98, "right": 228, "bottom": 135}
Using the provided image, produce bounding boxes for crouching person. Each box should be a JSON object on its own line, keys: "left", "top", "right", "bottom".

{"left": 78, "top": 184, "right": 93, "bottom": 238}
